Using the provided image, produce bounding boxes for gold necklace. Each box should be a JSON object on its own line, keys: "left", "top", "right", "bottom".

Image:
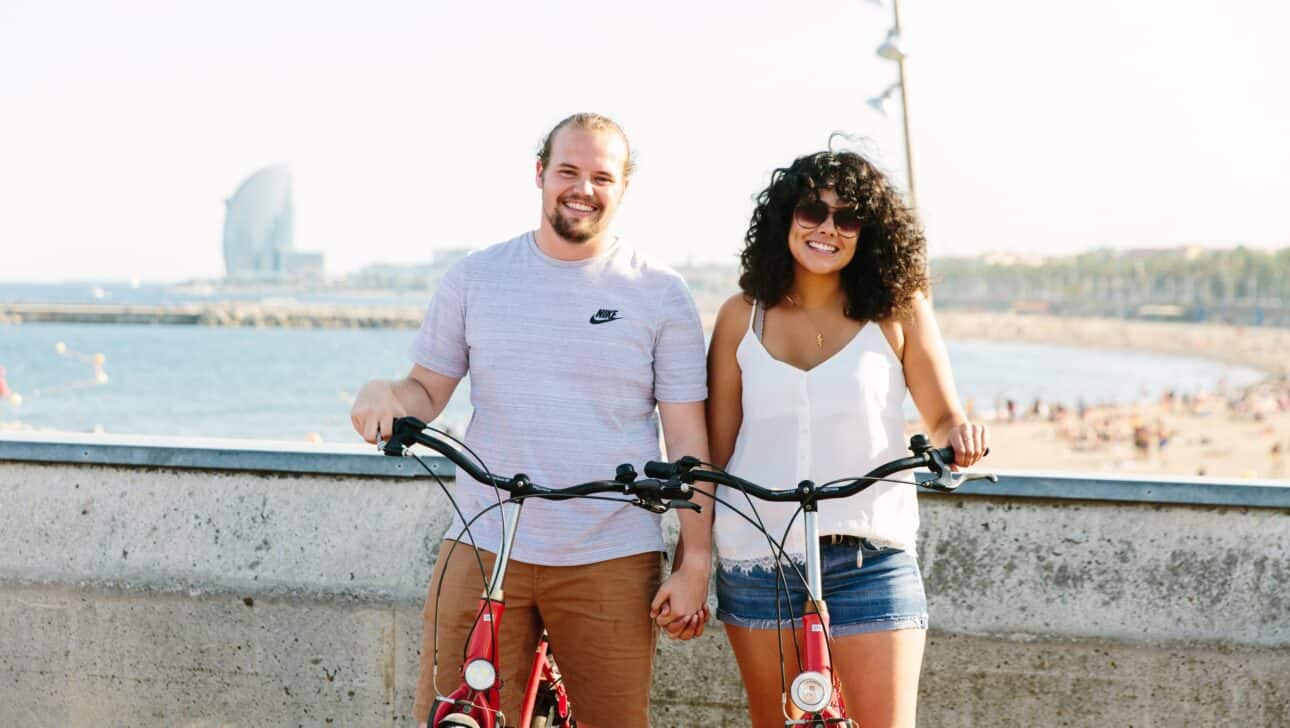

{"left": 785, "top": 294, "right": 825, "bottom": 349}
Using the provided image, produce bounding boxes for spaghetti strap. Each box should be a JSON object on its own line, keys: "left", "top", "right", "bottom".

{"left": 751, "top": 300, "right": 766, "bottom": 342}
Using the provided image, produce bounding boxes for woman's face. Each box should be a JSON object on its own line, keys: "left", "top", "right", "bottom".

{"left": 787, "top": 187, "right": 859, "bottom": 278}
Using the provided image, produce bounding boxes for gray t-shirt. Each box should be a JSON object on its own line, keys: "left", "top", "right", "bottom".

{"left": 409, "top": 231, "right": 707, "bottom": 566}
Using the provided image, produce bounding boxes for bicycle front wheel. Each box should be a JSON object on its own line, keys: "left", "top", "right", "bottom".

{"left": 437, "top": 715, "right": 482, "bottom": 728}
{"left": 529, "top": 704, "right": 555, "bottom": 728}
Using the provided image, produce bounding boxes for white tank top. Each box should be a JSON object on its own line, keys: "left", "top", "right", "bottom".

{"left": 713, "top": 301, "right": 918, "bottom": 570}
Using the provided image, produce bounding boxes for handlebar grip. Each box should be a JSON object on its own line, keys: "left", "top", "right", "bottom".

{"left": 932, "top": 445, "right": 990, "bottom": 466}
{"left": 643, "top": 461, "right": 675, "bottom": 479}
{"left": 382, "top": 416, "right": 428, "bottom": 456}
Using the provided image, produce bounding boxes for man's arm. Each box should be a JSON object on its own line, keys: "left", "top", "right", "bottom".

{"left": 648, "top": 400, "right": 712, "bottom": 638}
{"left": 358, "top": 255, "right": 470, "bottom": 445}
{"left": 351, "top": 364, "right": 462, "bottom": 444}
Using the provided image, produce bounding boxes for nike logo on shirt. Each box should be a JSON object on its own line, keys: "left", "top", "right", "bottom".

{"left": 589, "top": 309, "right": 623, "bottom": 324}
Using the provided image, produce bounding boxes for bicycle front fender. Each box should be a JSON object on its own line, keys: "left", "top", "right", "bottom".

{"left": 432, "top": 685, "right": 498, "bottom": 728}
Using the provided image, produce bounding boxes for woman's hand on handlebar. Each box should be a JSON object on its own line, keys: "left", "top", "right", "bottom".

{"left": 946, "top": 421, "right": 989, "bottom": 468}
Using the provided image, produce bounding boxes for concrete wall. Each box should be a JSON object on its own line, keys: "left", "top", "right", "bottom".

{"left": 2, "top": 435, "right": 1288, "bottom": 727}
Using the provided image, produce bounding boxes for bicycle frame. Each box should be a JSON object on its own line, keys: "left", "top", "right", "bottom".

{"left": 389, "top": 417, "right": 697, "bottom": 728}
{"left": 387, "top": 416, "right": 697, "bottom": 728}
{"left": 652, "top": 435, "right": 993, "bottom": 728}
{"left": 517, "top": 633, "right": 572, "bottom": 727}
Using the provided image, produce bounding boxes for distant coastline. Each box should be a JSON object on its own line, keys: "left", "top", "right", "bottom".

{"left": 4, "top": 302, "right": 1286, "bottom": 381}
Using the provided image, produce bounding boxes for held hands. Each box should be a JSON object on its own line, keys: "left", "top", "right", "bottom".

{"left": 948, "top": 420, "right": 989, "bottom": 468}
{"left": 659, "top": 603, "right": 710, "bottom": 640}
{"left": 649, "top": 562, "right": 711, "bottom": 641}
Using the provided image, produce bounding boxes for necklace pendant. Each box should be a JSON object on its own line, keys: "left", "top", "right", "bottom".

{"left": 815, "top": 333, "right": 824, "bottom": 349}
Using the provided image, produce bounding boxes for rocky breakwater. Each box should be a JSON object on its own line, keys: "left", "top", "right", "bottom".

{"left": 0, "top": 303, "right": 424, "bottom": 329}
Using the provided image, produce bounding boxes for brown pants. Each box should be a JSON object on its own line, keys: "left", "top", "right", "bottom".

{"left": 413, "top": 540, "right": 662, "bottom": 727}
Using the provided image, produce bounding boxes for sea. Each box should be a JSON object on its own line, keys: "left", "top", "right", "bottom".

{"left": 0, "top": 282, "right": 1267, "bottom": 443}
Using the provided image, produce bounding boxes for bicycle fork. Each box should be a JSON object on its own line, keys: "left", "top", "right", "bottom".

{"left": 432, "top": 500, "right": 525, "bottom": 728}
{"left": 785, "top": 508, "right": 853, "bottom": 727}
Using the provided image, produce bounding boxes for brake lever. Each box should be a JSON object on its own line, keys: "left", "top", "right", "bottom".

{"left": 381, "top": 439, "right": 412, "bottom": 457}
{"left": 926, "top": 448, "right": 955, "bottom": 490}
{"left": 377, "top": 436, "right": 406, "bottom": 456}
{"left": 631, "top": 495, "right": 702, "bottom": 514}
{"left": 633, "top": 498, "right": 669, "bottom": 514}
{"left": 923, "top": 470, "right": 999, "bottom": 492}
{"left": 958, "top": 472, "right": 999, "bottom": 484}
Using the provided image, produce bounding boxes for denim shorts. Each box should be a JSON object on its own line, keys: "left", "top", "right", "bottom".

{"left": 716, "top": 538, "right": 928, "bottom": 637}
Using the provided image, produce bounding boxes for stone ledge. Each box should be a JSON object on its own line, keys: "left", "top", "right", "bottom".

{"left": 4, "top": 433, "right": 1288, "bottom": 508}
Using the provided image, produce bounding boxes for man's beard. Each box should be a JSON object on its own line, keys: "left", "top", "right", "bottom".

{"left": 547, "top": 198, "right": 603, "bottom": 244}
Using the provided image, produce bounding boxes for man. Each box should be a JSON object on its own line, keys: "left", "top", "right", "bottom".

{"left": 350, "top": 113, "right": 712, "bottom": 728}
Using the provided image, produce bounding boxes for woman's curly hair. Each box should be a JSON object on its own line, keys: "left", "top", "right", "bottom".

{"left": 739, "top": 150, "right": 929, "bottom": 322}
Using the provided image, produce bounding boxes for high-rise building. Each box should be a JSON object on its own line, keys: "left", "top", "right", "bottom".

{"left": 223, "top": 165, "right": 323, "bottom": 280}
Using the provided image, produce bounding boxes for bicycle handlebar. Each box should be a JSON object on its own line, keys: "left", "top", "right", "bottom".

{"left": 645, "top": 434, "right": 995, "bottom": 506}
{"left": 381, "top": 416, "right": 699, "bottom": 513}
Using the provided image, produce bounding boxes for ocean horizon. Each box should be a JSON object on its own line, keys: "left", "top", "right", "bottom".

{"left": 0, "top": 320, "right": 1265, "bottom": 444}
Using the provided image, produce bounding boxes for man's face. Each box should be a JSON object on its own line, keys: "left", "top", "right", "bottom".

{"left": 536, "top": 127, "right": 629, "bottom": 244}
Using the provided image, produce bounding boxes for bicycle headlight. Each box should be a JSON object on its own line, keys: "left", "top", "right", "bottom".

{"left": 790, "top": 670, "right": 832, "bottom": 713}
{"left": 463, "top": 658, "right": 497, "bottom": 691}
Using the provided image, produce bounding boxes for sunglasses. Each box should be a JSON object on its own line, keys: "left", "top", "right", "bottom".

{"left": 793, "top": 200, "right": 863, "bottom": 237}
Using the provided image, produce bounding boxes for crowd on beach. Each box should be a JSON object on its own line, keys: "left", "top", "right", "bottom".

{"left": 973, "top": 375, "right": 1290, "bottom": 478}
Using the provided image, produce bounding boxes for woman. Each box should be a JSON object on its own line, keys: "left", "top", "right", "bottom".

{"left": 706, "top": 149, "right": 987, "bottom": 727}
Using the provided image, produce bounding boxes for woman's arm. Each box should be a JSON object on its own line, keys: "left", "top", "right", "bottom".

{"left": 707, "top": 294, "right": 751, "bottom": 469}
{"left": 899, "top": 293, "right": 989, "bottom": 466}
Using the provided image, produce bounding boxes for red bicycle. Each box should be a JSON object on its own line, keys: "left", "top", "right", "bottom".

{"left": 382, "top": 416, "right": 699, "bottom": 728}
{"left": 645, "top": 434, "right": 994, "bottom": 727}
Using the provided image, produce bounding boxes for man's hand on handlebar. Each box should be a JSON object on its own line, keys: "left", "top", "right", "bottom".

{"left": 351, "top": 380, "right": 407, "bottom": 445}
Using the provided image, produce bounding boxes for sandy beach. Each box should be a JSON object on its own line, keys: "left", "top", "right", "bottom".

{"left": 935, "top": 312, "right": 1290, "bottom": 480}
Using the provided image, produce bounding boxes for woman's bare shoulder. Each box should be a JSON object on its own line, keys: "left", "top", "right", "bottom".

{"left": 712, "top": 293, "right": 754, "bottom": 345}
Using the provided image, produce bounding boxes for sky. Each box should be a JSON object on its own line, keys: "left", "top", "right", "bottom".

{"left": 2, "top": 0, "right": 1288, "bottom": 282}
